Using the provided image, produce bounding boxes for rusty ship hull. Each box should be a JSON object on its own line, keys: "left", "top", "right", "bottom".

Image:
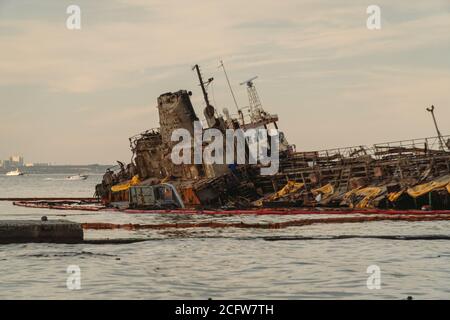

{"left": 95, "top": 67, "right": 450, "bottom": 212}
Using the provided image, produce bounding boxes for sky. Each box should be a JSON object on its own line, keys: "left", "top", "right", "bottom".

{"left": 0, "top": 0, "right": 449, "bottom": 164}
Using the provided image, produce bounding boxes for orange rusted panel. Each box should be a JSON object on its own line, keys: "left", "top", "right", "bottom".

{"left": 182, "top": 187, "right": 201, "bottom": 206}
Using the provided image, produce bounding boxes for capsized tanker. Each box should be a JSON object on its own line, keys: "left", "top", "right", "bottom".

{"left": 95, "top": 64, "right": 450, "bottom": 211}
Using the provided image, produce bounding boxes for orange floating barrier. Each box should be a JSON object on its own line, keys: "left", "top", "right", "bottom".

{"left": 82, "top": 214, "right": 450, "bottom": 231}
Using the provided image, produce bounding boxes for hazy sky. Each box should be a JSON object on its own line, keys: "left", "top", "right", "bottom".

{"left": 1, "top": 0, "right": 449, "bottom": 164}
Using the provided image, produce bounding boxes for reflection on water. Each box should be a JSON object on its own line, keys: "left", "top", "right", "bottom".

{"left": 0, "top": 175, "right": 449, "bottom": 299}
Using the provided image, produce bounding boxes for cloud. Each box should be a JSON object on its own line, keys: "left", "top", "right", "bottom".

{"left": 0, "top": 0, "right": 449, "bottom": 163}
{"left": 1, "top": 1, "right": 448, "bottom": 92}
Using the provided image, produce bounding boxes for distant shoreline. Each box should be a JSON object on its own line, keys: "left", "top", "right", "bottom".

{"left": 0, "top": 164, "right": 112, "bottom": 175}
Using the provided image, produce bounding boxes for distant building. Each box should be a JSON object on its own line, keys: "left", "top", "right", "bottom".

{"left": 9, "top": 155, "right": 24, "bottom": 167}
{"left": 2, "top": 160, "right": 11, "bottom": 168}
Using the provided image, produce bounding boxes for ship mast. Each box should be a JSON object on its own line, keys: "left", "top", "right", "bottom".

{"left": 193, "top": 64, "right": 220, "bottom": 128}
{"left": 218, "top": 60, "right": 240, "bottom": 113}
{"left": 426, "top": 105, "right": 446, "bottom": 151}
{"left": 240, "top": 76, "right": 263, "bottom": 122}
{"left": 192, "top": 64, "right": 213, "bottom": 107}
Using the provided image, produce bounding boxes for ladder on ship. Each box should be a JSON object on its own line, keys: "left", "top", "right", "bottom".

{"left": 335, "top": 166, "right": 352, "bottom": 192}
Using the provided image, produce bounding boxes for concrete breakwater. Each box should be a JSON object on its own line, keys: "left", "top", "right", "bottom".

{"left": 0, "top": 218, "right": 150, "bottom": 244}
{"left": 0, "top": 219, "right": 83, "bottom": 244}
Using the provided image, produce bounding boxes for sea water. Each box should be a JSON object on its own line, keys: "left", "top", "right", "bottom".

{"left": 0, "top": 174, "right": 449, "bottom": 299}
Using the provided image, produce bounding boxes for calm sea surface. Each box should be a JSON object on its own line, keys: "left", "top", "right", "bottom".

{"left": 0, "top": 174, "right": 449, "bottom": 299}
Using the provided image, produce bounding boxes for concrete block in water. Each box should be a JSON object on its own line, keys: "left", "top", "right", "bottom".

{"left": 0, "top": 220, "right": 83, "bottom": 244}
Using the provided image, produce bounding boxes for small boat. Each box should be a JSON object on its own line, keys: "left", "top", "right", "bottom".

{"left": 6, "top": 169, "right": 24, "bottom": 176}
{"left": 66, "top": 174, "right": 88, "bottom": 181}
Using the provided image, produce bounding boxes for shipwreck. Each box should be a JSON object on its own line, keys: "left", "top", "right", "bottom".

{"left": 94, "top": 64, "right": 450, "bottom": 211}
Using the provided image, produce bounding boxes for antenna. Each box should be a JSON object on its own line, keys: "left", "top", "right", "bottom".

{"left": 240, "top": 76, "right": 258, "bottom": 87}
{"left": 218, "top": 60, "right": 240, "bottom": 113}
{"left": 426, "top": 105, "right": 446, "bottom": 151}
{"left": 240, "top": 76, "right": 262, "bottom": 117}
